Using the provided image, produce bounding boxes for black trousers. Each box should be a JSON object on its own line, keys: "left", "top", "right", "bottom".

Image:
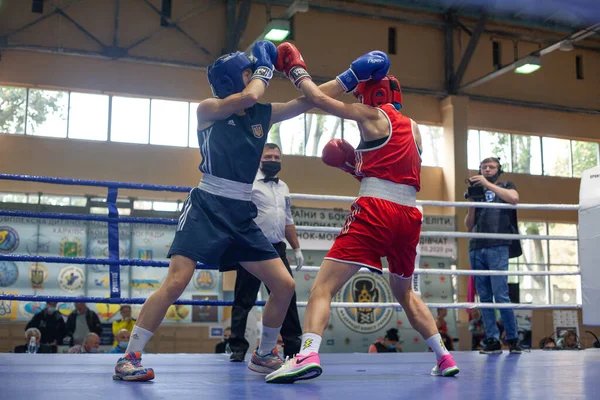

{"left": 229, "top": 241, "right": 302, "bottom": 358}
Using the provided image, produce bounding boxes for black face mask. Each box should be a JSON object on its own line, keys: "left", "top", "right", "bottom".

{"left": 261, "top": 161, "right": 281, "bottom": 177}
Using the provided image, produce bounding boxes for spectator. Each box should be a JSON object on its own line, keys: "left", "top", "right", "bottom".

{"left": 215, "top": 327, "right": 232, "bottom": 354}
{"left": 558, "top": 330, "right": 579, "bottom": 350}
{"left": 65, "top": 303, "right": 102, "bottom": 346}
{"left": 68, "top": 332, "right": 101, "bottom": 354}
{"left": 14, "top": 328, "right": 54, "bottom": 354}
{"left": 539, "top": 337, "right": 557, "bottom": 350}
{"left": 368, "top": 328, "right": 403, "bottom": 353}
{"left": 469, "top": 309, "right": 486, "bottom": 350}
{"left": 112, "top": 305, "right": 135, "bottom": 347}
{"left": 435, "top": 308, "right": 449, "bottom": 334}
{"left": 25, "top": 302, "right": 66, "bottom": 346}
{"left": 109, "top": 329, "right": 131, "bottom": 354}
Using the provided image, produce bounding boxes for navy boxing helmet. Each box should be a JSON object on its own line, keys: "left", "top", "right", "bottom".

{"left": 207, "top": 51, "right": 254, "bottom": 99}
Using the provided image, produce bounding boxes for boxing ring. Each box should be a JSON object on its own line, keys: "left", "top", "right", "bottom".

{"left": 0, "top": 173, "right": 599, "bottom": 400}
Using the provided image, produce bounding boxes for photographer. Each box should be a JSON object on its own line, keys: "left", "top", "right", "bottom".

{"left": 464, "top": 157, "right": 522, "bottom": 355}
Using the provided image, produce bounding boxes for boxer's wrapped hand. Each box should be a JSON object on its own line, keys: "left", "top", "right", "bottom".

{"left": 275, "top": 42, "right": 312, "bottom": 88}
{"left": 251, "top": 40, "right": 277, "bottom": 86}
{"left": 336, "top": 51, "right": 390, "bottom": 93}
{"left": 322, "top": 139, "right": 358, "bottom": 177}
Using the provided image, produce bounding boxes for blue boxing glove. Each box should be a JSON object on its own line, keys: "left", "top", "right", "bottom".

{"left": 336, "top": 51, "right": 391, "bottom": 93}
{"left": 251, "top": 40, "right": 278, "bottom": 87}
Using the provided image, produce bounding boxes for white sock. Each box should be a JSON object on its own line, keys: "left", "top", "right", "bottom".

{"left": 299, "top": 333, "right": 322, "bottom": 356}
{"left": 426, "top": 333, "right": 450, "bottom": 360}
{"left": 125, "top": 325, "right": 154, "bottom": 354}
{"left": 258, "top": 325, "right": 281, "bottom": 355}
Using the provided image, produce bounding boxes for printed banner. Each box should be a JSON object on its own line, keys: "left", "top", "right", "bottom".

{"left": 290, "top": 207, "right": 457, "bottom": 258}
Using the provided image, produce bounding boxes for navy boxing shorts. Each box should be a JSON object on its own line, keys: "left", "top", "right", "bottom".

{"left": 168, "top": 188, "right": 279, "bottom": 266}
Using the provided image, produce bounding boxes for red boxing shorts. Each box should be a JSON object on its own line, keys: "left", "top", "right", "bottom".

{"left": 324, "top": 197, "right": 422, "bottom": 279}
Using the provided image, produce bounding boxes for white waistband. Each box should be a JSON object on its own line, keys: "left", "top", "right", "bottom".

{"left": 198, "top": 174, "right": 253, "bottom": 201}
{"left": 358, "top": 177, "right": 417, "bottom": 206}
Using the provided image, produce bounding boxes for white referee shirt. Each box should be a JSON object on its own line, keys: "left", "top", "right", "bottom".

{"left": 252, "top": 170, "right": 294, "bottom": 244}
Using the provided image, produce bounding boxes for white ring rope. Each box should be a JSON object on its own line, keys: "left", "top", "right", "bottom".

{"left": 295, "top": 226, "right": 578, "bottom": 241}
{"left": 296, "top": 302, "right": 581, "bottom": 309}
{"left": 291, "top": 194, "right": 579, "bottom": 211}
{"left": 299, "top": 267, "right": 581, "bottom": 276}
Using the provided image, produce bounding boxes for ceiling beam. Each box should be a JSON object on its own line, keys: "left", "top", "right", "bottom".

{"left": 460, "top": 23, "right": 600, "bottom": 91}
{"left": 451, "top": 13, "right": 487, "bottom": 94}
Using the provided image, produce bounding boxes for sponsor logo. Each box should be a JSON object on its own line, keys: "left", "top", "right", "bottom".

{"left": 193, "top": 271, "right": 218, "bottom": 291}
{"left": 60, "top": 238, "right": 83, "bottom": 258}
{"left": 29, "top": 264, "right": 49, "bottom": 289}
{"left": 0, "top": 227, "right": 19, "bottom": 253}
{"left": 0, "top": 261, "right": 19, "bottom": 287}
{"left": 333, "top": 273, "right": 394, "bottom": 334}
{"left": 58, "top": 266, "right": 85, "bottom": 292}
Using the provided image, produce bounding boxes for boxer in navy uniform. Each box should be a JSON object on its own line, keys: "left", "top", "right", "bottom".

{"left": 113, "top": 40, "right": 390, "bottom": 382}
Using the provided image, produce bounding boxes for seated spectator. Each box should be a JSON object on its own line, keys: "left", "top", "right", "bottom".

{"left": 539, "top": 337, "right": 557, "bottom": 350}
{"left": 469, "top": 309, "right": 485, "bottom": 350}
{"left": 215, "top": 327, "right": 232, "bottom": 354}
{"left": 25, "top": 302, "right": 66, "bottom": 346}
{"left": 436, "top": 308, "right": 449, "bottom": 334}
{"left": 557, "top": 330, "right": 579, "bottom": 350}
{"left": 65, "top": 302, "right": 102, "bottom": 346}
{"left": 435, "top": 310, "right": 454, "bottom": 351}
{"left": 14, "top": 328, "right": 54, "bottom": 354}
{"left": 108, "top": 329, "right": 131, "bottom": 354}
{"left": 368, "top": 328, "right": 403, "bottom": 353}
{"left": 68, "top": 332, "right": 101, "bottom": 354}
{"left": 111, "top": 305, "right": 135, "bottom": 347}
{"left": 440, "top": 331, "right": 454, "bottom": 351}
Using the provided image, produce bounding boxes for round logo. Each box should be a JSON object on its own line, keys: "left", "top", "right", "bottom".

{"left": 334, "top": 273, "right": 394, "bottom": 334}
{"left": 19, "top": 301, "right": 46, "bottom": 318}
{"left": 58, "top": 266, "right": 85, "bottom": 292}
{"left": 25, "top": 233, "right": 50, "bottom": 255}
{"left": 193, "top": 271, "right": 218, "bottom": 291}
{"left": 0, "top": 261, "right": 19, "bottom": 287}
{"left": 0, "top": 227, "right": 20, "bottom": 253}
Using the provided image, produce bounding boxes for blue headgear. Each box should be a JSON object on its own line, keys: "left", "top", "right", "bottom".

{"left": 207, "top": 51, "right": 254, "bottom": 99}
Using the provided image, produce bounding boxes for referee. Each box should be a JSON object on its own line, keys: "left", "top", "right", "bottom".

{"left": 222, "top": 143, "right": 304, "bottom": 361}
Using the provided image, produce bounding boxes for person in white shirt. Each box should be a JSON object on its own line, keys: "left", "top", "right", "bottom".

{"left": 221, "top": 143, "right": 304, "bottom": 362}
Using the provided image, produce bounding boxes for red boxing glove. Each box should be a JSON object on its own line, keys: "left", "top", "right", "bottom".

{"left": 275, "top": 42, "right": 312, "bottom": 88}
{"left": 322, "top": 139, "right": 357, "bottom": 177}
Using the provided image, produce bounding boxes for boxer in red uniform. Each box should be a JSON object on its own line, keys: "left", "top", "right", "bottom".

{"left": 266, "top": 43, "right": 459, "bottom": 383}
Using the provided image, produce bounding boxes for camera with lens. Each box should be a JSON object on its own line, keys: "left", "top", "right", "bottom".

{"left": 464, "top": 179, "right": 486, "bottom": 202}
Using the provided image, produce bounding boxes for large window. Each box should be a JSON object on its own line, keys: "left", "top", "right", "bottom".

{"left": 27, "top": 89, "right": 68, "bottom": 138}
{"left": 68, "top": 93, "right": 109, "bottom": 141}
{"left": 188, "top": 102, "right": 200, "bottom": 148}
{"left": 510, "top": 221, "right": 580, "bottom": 305}
{"left": 268, "top": 112, "right": 444, "bottom": 165}
{"left": 111, "top": 96, "right": 150, "bottom": 144}
{"left": 305, "top": 114, "right": 342, "bottom": 157}
{"left": 0, "top": 86, "right": 27, "bottom": 134}
{"left": 150, "top": 99, "right": 189, "bottom": 147}
{"left": 419, "top": 124, "right": 444, "bottom": 167}
{"left": 469, "top": 129, "right": 598, "bottom": 176}
{"left": 1, "top": 85, "right": 447, "bottom": 166}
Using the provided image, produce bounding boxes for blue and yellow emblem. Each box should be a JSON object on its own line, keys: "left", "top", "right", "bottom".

{"left": 0, "top": 227, "right": 19, "bottom": 253}
{"left": 251, "top": 124, "right": 264, "bottom": 139}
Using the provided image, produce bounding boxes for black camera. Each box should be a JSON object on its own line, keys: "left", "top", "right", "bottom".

{"left": 464, "top": 179, "right": 486, "bottom": 202}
